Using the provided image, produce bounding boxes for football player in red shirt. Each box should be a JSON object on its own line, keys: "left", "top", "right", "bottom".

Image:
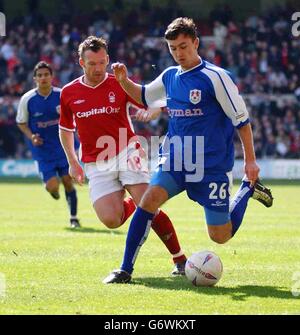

{"left": 59, "top": 36, "right": 186, "bottom": 276}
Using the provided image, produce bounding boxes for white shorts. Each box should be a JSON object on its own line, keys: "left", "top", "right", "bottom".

{"left": 85, "top": 145, "right": 150, "bottom": 204}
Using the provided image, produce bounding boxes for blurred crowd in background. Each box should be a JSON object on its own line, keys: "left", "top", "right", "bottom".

{"left": 0, "top": 1, "right": 300, "bottom": 159}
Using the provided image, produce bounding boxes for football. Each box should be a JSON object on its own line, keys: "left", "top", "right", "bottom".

{"left": 185, "top": 250, "right": 223, "bottom": 286}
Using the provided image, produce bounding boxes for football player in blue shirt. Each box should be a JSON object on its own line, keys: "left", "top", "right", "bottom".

{"left": 103, "top": 17, "right": 273, "bottom": 283}
{"left": 16, "top": 61, "right": 80, "bottom": 228}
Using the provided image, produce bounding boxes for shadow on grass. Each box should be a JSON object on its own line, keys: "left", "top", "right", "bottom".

{"left": 64, "top": 227, "right": 124, "bottom": 235}
{"left": 132, "top": 277, "right": 293, "bottom": 301}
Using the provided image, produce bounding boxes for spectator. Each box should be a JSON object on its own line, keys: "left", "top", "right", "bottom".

{"left": 0, "top": 3, "right": 299, "bottom": 159}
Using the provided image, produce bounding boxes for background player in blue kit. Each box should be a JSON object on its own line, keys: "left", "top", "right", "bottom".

{"left": 16, "top": 61, "right": 80, "bottom": 228}
{"left": 103, "top": 17, "right": 274, "bottom": 283}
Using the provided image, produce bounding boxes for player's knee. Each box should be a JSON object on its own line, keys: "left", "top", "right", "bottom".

{"left": 45, "top": 183, "right": 58, "bottom": 194}
{"left": 45, "top": 177, "right": 59, "bottom": 194}
{"left": 100, "top": 215, "right": 122, "bottom": 229}
{"left": 208, "top": 230, "right": 231, "bottom": 244}
{"left": 140, "top": 188, "right": 162, "bottom": 212}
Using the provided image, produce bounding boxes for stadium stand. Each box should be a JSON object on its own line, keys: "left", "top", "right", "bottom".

{"left": 0, "top": 2, "right": 299, "bottom": 159}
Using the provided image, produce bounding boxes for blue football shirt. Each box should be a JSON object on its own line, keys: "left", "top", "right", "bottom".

{"left": 142, "top": 59, "right": 249, "bottom": 174}
{"left": 16, "top": 87, "right": 67, "bottom": 161}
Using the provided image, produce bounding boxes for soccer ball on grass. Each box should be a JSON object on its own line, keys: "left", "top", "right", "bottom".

{"left": 185, "top": 250, "right": 223, "bottom": 286}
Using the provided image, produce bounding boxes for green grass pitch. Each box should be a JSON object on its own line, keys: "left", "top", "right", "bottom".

{"left": 0, "top": 179, "right": 300, "bottom": 315}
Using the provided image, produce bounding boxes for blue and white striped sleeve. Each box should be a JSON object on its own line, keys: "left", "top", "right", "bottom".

{"left": 202, "top": 67, "right": 249, "bottom": 128}
{"left": 142, "top": 71, "right": 167, "bottom": 108}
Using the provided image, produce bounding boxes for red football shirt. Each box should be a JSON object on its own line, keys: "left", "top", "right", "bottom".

{"left": 59, "top": 74, "right": 143, "bottom": 163}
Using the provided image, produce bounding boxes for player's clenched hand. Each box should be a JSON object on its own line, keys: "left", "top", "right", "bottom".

{"left": 132, "top": 107, "right": 162, "bottom": 122}
{"left": 133, "top": 109, "right": 152, "bottom": 122}
{"left": 244, "top": 161, "right": 260, "bottom": 187}
{"left": 69, "top": 161, "right": 85, "bottom": 186}
{"left": 31, "top": 133, "right": 43, "bottom": 146}
{"left": 111, "top": 62, "right": 128, "bottom": 83}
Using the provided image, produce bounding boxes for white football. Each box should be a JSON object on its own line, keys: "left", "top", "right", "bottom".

{"left": 185, "top": 250, "right": 223, "bottom": 286}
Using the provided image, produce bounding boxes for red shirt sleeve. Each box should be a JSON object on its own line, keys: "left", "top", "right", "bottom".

{"left": 59, "top": 88, "right": 76, "bottom": 131}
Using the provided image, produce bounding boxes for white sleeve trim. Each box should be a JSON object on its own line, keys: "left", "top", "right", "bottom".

{"left": 143, "top": 69, "right": 170, "bottom": 108}
{"left": 16, "top": 89, "right": 37, "bottom": 124}
{"left": 125, "top": 102, "right": 135, "bottom": 133}
{"left": 202, "top": 66, "right": 249, "bottom": 127}
{"left": 59, "top": 125, "right": 76, "bottom": 132}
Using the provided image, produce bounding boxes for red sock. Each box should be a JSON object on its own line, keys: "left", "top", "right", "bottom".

{"left": 151, "top": 209, "right": 186, "bottom": 264}
{"left": 121, "top": 197, "right": 136, "bottom": 225}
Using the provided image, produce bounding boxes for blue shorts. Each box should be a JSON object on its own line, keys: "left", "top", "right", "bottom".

{"left": 150, "top": 167, "right": 232, "bottom": 226}
{"left": 36, "top": 156, "right": 69, "bottom": 183}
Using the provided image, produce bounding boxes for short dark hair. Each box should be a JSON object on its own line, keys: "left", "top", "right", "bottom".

{"left": 164, "top": 17, "right": 197, "bottom": 41}
{"left": 78, "top": 36, "right": 108, "bottom": 58}
{"left": 33, "top": 61, "right": 53, "bottom": 77}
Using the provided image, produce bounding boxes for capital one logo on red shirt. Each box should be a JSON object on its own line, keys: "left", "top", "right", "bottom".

{"left": 76, "top": 107, "right": 120, "bottom": 118}
{"left": 189, "top": 89, "right": 201, "bottom": 105}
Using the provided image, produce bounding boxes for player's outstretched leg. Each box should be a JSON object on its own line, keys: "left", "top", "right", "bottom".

{"left": 230, "top": 178, "right": 273, "bottom": 236}
{"left": 103, "top": 186, "right": 168, "bottom": 284}
{"left": 103, "top": 209, "right": 187, "bottom": 283}
{"left": 121, "top": 200, "right": 187, "bottom": 275}
{"left": 251, "top": 179, "right": 273, "bottom": 208}
{"left": 120, "top": 183, "right": 186, "bottom": 276}
{"left": 116, "top": 183, "right": 186, "bottom": 275}
{"left": 102, "top": 207, "right": 153, "bottom": 284}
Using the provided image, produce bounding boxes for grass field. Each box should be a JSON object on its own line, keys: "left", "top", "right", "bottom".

{"left": 0, "top": 179, "right": 300, "bottom": 315}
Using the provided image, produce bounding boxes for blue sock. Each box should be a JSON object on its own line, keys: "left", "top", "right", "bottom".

{"left": 65, "top": 189, "right": 77, "bottom": 217}
{"left": 121, "top": 207, "right": 154, "bottom": 274}
{"left": 230, "top": 181, "right": 253, "bottom": 236}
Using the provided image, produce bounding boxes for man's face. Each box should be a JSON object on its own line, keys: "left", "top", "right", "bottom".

{"left": 80, "top": 48, "right": 109, "bottom": 85}
{"left": 167, "top": 33, "right": 199, "bottom": 70}
{"left": 34, "top": 68, "right": 52, "bottom": 90}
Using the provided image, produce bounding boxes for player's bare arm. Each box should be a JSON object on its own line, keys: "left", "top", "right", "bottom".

{"left": 17, "top": 123, "right": 43, "bottom": 146}
{"left": 237, "top": 123, "right": 260, "bottom": 186}
{"left": 111, "top": 62, "right": 143, "bottom": 104}
{"left": 59, "top": 129, "right": 85, "bottom": 186}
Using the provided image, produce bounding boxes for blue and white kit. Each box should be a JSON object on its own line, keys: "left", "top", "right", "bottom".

{"left": 16, "top": 87, "right": 70, "bottom": 183}
{"left": 142, "top": 59, "right": 249, "bottom": 224}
